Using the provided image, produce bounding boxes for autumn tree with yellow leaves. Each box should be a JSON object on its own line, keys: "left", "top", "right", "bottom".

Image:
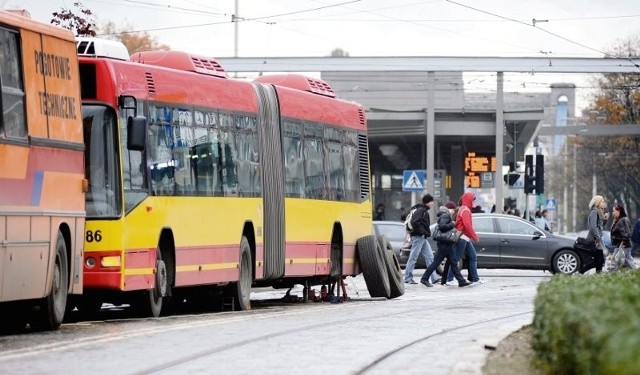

{"left": 577, "top": 37, "right": 640, "bottom": 219}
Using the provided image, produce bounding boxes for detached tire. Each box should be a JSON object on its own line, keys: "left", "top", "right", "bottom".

{"left": 377, "top": 236, "right": 404, "bottom": 298}
{"left": 357, "top": 235, "right": 391, "bottom": 298}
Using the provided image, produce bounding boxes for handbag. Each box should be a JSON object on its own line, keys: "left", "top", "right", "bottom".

{"left": 433, "top": 227, "right": 462, "bottom": 244}
{"left": 612, "top": 245, "right": 626, "bottom": 268}
{"left": 574, "top": 236, "right": 596, "bottom": 253}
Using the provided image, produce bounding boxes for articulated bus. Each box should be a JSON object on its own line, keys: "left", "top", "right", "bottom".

{"left": 0, "top": 10, "right": 84, "bottom": 330}
{"left": 76, "top": 38, "right": 400, "bottom": 317}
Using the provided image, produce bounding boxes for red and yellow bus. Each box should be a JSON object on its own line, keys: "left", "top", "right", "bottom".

{"left": 0, "top": 10, "right": 84, "bottom": 330}
{"left": 75, "top": 38, "right": 395, "bottom": 317}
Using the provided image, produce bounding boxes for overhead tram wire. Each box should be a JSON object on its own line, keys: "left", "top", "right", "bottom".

{"left": 445, "top": 0, "right": 640, "bottom": 71}
{"left": 86, "top": 0, "right": 227, "bottom": 16}
{"left": 107, "top": 0, "right": 362, "bottom": 35}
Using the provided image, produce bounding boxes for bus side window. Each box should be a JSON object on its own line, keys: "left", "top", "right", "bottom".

{"left": 0, "top": 28, "right": 26, "bottom": 138}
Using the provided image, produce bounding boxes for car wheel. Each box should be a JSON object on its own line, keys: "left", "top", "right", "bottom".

{"left": 552, "top": 249, "right": 581, "bottom": 274}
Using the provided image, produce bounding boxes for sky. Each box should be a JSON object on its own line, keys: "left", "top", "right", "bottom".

{"left": 10, "top": 0, "right": 640, "bottom": 113}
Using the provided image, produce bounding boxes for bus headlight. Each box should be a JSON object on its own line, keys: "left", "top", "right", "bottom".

{"left": 85, "top": 257, "right": 96, "bottom": 268}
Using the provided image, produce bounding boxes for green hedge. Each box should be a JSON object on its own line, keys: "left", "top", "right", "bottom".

{"left": 532, "top": 270, "right": 640, "bottom": 374}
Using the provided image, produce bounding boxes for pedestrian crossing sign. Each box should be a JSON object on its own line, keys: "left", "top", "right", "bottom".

{"left": 545, "top": 198, "right": 557, "bottom": 211}
{"left": 403, "top": 170, "right": 425, "bottom": 192}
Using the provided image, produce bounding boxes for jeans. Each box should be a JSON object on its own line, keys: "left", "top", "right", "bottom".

{"left": 422, "top": 241, "right": 466, "bottom": 284}
{"left": 404, "top": 235, "right": 437, "bottom": 283}
{"left": 631, "top": 241, "right": 639, "bottom": 258}
{"left": 447, "top": 239, "right": 480, "bottom": 282}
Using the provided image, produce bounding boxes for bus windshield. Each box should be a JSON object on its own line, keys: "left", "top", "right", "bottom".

{"left": 82, "top": 104, "right": 121, "bottom": 218}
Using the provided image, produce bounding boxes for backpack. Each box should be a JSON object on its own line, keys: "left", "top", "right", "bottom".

{"left": 404, "top": 207, "right": 418, "bottom": 231}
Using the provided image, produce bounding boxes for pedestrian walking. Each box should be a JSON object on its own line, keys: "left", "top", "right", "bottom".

{"left": 583, "top": 195, "right": 609, "bottom": 274}
{"left": 446, "top": 191, "right": 484, "bottom": 285}
{"left": 609, "top": 203, "right": 636, "bottom": 270}
{"left": 404, "top": 194, "right": 439, "bottom": 285}
{"left": 421, "top": 201, "right": 471, "bottom": 287}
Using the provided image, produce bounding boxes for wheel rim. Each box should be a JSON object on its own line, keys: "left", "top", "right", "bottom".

{"left": 53, "top": 255, "right": 65, "bottom": 313}
{"left": 156, "top": 259, "right": 167, "bottom": 296}
{"left": 239, "top": 252, "right": 251, "bottom": 303}
{"left": 557, "top": 253, "right": 578, "bottom": 273}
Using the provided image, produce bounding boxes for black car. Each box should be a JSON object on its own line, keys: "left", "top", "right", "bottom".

{"left": 424, "top": 213, "right": 588, "bottom": 274}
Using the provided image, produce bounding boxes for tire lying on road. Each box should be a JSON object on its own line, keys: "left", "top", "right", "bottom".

{"left": 357, "top": 234, "right": 391, "bottom": 298}
{"left": 377, "top": 235, "right": 405, "bottom": 298}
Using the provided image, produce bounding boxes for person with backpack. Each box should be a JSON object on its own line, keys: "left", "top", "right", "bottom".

{"left": 403, "top": 194, "right": 439, "bottom": 286}
{"left": 445, "top": 191, "right": 484, "bottom": 285}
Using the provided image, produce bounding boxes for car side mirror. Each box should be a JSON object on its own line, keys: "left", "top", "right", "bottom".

{"left": 533, "top": 231, "right": 543, "bottom": 239}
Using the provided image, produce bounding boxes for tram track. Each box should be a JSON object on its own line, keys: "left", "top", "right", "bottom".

{"left": 129, "top": 293, "right": 535, "bottom": 374}
{"left": 0, "top": 274, "right": 543, "bottom": 374}
{"left": 352, "top": 310, "right": 533, "bottom": 374}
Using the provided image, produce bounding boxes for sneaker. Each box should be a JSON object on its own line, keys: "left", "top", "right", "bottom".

{"left": 405, "top": 279, "right": 418, "bottom": 284}
{"left": 445, "top": 281, "right": 456, "bottom": 286}
{"left": 458, "top": 281, "right": 472, "bottom": 287}
{"left": 432, "top": 278, "right": 441, "bottom": 284}
{"left": 420, "top": 279, "right": 433, "bottom": 287}
{"left": 472, "top": 278, "right": 487, "bottom": 284}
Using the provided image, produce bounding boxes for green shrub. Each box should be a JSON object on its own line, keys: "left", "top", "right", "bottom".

{"left": 532, "top": 269, "right": 640, "bottom": 374}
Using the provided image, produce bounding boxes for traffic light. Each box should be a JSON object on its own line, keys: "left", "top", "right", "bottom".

{"left": 503, "top": 172, "right": 520, "bottom": 186}
{"left": 524, "top": 155, "right": 535, "bottom": 194}
{"left": 535, "top": 154, "right": 544, "bottom": 195}
{"left": 524, "top": 174, "right": 535, "bottom": 194}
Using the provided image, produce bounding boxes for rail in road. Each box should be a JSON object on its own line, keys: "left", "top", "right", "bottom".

{"left": 0, "top": 269, "right": 549, "bottom": 375}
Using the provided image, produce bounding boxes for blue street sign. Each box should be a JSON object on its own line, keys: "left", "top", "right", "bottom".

{"left": 403, "top": 170, "right": 425, "bottom": 192}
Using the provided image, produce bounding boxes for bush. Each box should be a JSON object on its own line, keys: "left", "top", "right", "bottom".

{"left": 532, "top": 270, "right": 640, "bottom": 374}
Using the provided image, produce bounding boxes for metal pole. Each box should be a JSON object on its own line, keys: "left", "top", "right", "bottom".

{"left": 234, "top": 0, "right": 239, "bottom": 58}
{"left": 426, "top": 71, "right": 435, "bottom": 214}
{"left": 495, "top": 72, "right": 505, "bottom": 212}
{"left": 571, "top": 143, "right": 578, "bottom": 232}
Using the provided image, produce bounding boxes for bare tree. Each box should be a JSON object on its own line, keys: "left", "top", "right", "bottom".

{"left": 51, "top": 1, "right": 96, "bottom": 37}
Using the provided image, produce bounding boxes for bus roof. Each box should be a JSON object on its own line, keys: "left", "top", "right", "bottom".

{"left": 131, "top": 50, "right": 228, "bottom": 78}
{"left": 80, "top": 57, "right": 258, "bottom": 113}
{"left": 77, "top": 37, "right": 130, "bottom": 61}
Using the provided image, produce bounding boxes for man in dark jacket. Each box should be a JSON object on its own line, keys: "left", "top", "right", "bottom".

{"left": 403, "top": 194, "right": 438, "bottom": 285}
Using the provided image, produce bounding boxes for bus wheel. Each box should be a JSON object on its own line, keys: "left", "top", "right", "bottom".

{"left": 144, "top": 249, "right": 167, "bottom": 317}
{"left": 31, "top": 230, "right": 69, "bottom": 330}
{"left": 378, "top": 236, "right": 404, "bottom": 299}
{"left": 357, "top": 235, "right": 391, "bottom": 299}
{"left": 226, "top": 236, "right": 252, "bottom": 311}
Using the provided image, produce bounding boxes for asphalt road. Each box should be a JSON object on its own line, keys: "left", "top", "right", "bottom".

{"left": 0, "top": 269, "right": 550, "bottom": 375}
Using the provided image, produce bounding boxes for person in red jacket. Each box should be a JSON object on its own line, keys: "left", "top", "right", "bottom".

{"left": 446, "top": 191, "right": 485, "bottom": 285}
